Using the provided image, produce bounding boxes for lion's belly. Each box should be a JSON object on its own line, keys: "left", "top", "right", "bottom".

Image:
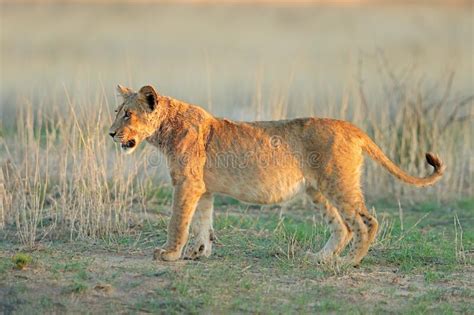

{"left": 203, "top": 120, "right": 313, "bottom": 204}
{"left": 228, "top": 178, "right": 307, "bottom": 205}
{"left": 204, "top": 163, "right": 307, "bottom": 205}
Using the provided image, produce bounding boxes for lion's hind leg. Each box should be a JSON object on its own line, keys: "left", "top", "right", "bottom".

{"left": 328, "top": 189, "right": 372, "bottom": 267}
{"left": 307, "top": 188, "right": 351, "bottom": 263}
{"left": 360, "top": 209, "right": 379, "bottom": 248}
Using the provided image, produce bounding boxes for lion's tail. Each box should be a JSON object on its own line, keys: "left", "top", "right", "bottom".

{"left": 362, "top": 134, "right": 445, "bottom": 187}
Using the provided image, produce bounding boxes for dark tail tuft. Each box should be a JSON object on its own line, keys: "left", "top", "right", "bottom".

{"left": 425, "top": 152, "right": 445, "bottom": 174}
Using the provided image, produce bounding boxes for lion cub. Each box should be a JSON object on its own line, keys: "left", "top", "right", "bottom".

{"left": 109, "top": 84, "right": 445, "bottom": 266}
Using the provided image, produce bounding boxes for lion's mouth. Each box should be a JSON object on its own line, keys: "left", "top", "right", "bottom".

{"left": 121, "top": 139, "right": 136, "bottom": 149}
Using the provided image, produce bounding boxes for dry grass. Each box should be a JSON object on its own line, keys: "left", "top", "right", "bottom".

{"left": 1, "top": 101, "right": 146, "bottom": 245}
{"left": 1, "top": 66, "right": 471, "bottom": 245}
{"left": 0, "top": 3, "right": 472, "bottom": 245}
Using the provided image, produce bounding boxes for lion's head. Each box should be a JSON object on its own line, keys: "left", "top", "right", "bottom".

{"left": 109, "top": 84, "right": 159, "bottom": 154}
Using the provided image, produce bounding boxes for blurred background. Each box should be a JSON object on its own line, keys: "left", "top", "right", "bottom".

{"left": 1, "top": 0, "right": 472, "bottom": 121}
{"left": 0, "top": 0, "right": 472, "bottom": 241}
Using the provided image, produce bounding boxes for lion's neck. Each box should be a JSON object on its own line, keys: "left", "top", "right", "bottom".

{"left": 146, "top": 96, "right": 211, "bottom": 155}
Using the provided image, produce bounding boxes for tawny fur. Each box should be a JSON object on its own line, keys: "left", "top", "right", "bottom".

{"left": 109, "top": 84, "right": 445, "bottom": 266}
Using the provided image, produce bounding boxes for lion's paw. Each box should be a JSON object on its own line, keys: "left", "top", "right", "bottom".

{"left": 338, "top": 256, "right": 361, "bottom": 268}
{"left": 184, "top": 239, "right": 212, "bottom": 260}
{"left": 153, "top": 248, "right": 181, "bottom": 262}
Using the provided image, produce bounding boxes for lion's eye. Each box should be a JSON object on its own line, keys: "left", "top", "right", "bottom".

{"left": 124, "top": 111, "right": 131, "bottom": 119}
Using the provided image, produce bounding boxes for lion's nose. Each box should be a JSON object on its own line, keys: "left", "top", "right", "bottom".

{"left": 109, "top": 131, "right": 116, "bottom": 138}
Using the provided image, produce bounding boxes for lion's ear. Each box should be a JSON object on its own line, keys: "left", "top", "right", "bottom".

{"left": 139, "top": 85, "right": 158, "bottom": 111}
{"left": 117, "top": 84, "right": 133, "bottom": 97}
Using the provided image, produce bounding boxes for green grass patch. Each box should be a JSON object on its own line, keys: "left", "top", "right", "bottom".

{"left": 12, "top": 253, "right": 33, "bottom": 270}
{"left": 65, "top": 278, "right": 88, "bottom": 294}
{"left": 0, "top": 256, "right": 14, "bottom": 275}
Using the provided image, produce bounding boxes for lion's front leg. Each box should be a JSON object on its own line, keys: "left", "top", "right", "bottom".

{"left": 154, "top": 180, "right": 205, "bottom": 261}
{"left": 184, "top": 193, "right": 214, "bottom": 260}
